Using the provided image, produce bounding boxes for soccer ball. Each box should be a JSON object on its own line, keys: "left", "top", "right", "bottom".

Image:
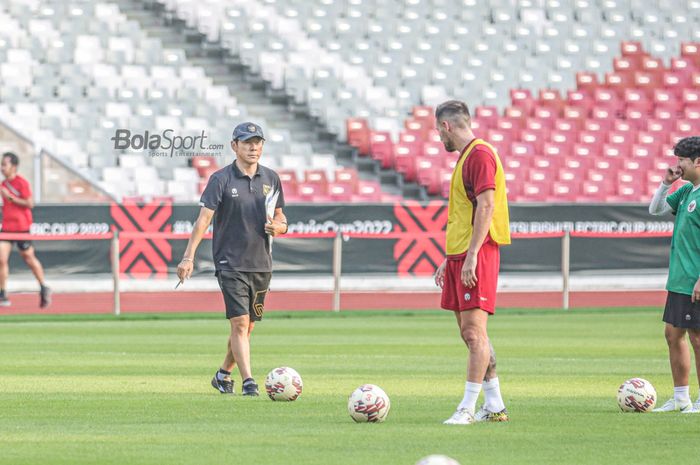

{"left": 264, "top": 367, "right": 303, "bottom": 401}
{"left": 415, "top": 455, "right": 461, "bottom": 465}
{"left": 348, "top": 384, "right": 391, "bottom": 423}
{"left": 617, "top": 378, "right": 656, "bottom": 412}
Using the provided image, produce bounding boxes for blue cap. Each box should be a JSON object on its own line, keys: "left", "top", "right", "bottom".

{"left": 232, "top": 122, "right": 265, "bottom": 141}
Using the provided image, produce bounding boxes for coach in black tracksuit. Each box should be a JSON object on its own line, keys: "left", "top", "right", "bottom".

{"left": 177, "top": 122, "right": 287, "bottom": 396}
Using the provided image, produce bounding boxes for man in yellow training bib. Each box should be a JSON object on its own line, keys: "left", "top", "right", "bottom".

{"left": 433, "top": 100, "right": 511, "bottom": 425}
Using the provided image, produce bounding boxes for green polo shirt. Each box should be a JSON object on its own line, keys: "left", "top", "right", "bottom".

{"left": 666, "top": 183, "right": 700, "bottom": 296}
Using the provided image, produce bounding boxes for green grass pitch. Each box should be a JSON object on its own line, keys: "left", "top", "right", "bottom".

{"left": 0, "top": 308, "right": 698, "bottom": 465}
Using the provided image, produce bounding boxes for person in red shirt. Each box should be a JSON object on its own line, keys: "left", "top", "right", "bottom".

{"left": 0, "top": 152, "right": 50, "bottom": 307}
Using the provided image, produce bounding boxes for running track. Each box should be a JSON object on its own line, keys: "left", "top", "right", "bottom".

{"left": 0, "top": 290, "right": 666, "bottom": 315}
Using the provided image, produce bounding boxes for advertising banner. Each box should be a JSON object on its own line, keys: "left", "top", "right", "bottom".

{"left": 12, "top": 202, "right": 673, "bottom": 276}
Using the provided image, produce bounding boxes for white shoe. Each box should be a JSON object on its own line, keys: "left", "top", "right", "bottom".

{"left": 653, "top": 398, "right": 693, "bottom": 412}
{"left": 694, "top": 398, "right": 700, "bottom": 411}
{"left": 474, "top": 404, "right": 509, "bottom": 422}
{"left": 443, "top": 408, "right": 475, "bottom": 425}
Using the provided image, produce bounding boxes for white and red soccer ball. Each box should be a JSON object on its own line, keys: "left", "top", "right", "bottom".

{"left": 265, "top": 367, "right": 303, "bottom": 401}
{"left": 348, "top": 384, "right": 391, "bottom": 423}
{"left": 415, "top": 455, "right": 461, "bottom": 465}
{"left": 617, "top": 378, "right": 656, "bottom": 412}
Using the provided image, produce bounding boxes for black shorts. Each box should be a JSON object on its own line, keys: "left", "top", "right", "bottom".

{"left": 215, "top": 270, "right": 271, "bottom": 321}
{"left": 0, "top": 231, "right": 32, "bottom": 251}
{"left": 663, "top": 291, "right": 700, "bottom": 329}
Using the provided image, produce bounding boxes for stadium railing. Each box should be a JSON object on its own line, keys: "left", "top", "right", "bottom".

{"left": 0, "top": 229, "right": 674, "bottom": 313}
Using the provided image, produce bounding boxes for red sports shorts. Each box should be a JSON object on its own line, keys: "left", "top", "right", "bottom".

{"left": 440, "top": 240, "right": 500, "bottom": 314}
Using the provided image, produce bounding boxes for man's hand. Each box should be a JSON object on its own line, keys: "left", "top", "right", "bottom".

{"left": 264, "top": 216, "right": 287, "bottom": 237}
{"left": 664, "top": 166, "right": 682, "bottom": 186}
{"left": 692, "top": 278, "right": 700, "bottom": 303}
{"left": 434, "top": 260, "right": 447, "bottom": 288}
{"left": 0, "top": 187, "right": 11, "bottom": 200}
{"left": 176, "top": 258, "right": 194, "bottom": 284}
{"left": 461, "top": 252, "right": 478, "bottom": 288}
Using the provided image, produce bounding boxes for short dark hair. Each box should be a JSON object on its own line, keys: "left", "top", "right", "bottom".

{"left": 2, "top": 152, "right": 19, "bottom": 166}
{"left": 435, "top": 100, "right": 471, "bottom": 128}
{"left": 674, "top": 136, "right": 700, "bottom": 160}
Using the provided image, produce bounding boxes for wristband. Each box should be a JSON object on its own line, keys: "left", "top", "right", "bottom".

{"left": 181, "top": 257, "right": 193, "bottom": 262}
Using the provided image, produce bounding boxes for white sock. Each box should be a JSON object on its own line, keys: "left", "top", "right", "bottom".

{"left": 674, "top": 386, "right": 690, "bottom": 405}
{"left": 457, "top": 382, "right": 482, "bottom": 413}
{"left": 483, "top": 377, "right": 506, "bottom": 412}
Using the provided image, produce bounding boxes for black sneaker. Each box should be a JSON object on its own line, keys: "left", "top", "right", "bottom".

{"left": 242, "top": 378, "right": 259, "bottom": 396}
{"left": 0, "top": 291, "right": 10, "bottom": 307}
{"left": 211, "top": 373, "right": 234, "bottom": 394}
{"left": 39, "top": 285, "right": 51, "bottom": 309}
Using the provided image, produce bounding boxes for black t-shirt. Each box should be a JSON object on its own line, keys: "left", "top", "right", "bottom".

{"left": 199, "top": 161, "right": 285, "bottom": 272}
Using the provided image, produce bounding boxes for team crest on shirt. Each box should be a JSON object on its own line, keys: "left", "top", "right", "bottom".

{"left": 262, "top": 184, "right": 272, "bottom": 196}
{"left": 688, "top": 200, "right": 697, "bottom": 213}
{"left": 231, "top": 188, "right": 239, "bottom": 198}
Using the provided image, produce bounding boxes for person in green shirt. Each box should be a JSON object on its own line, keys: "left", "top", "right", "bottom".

{"left": 649, "top": 136, "right": 700, "bottom": 413}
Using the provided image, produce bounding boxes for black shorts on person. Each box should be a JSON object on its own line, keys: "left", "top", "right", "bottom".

{"left": 0, "top": 230, "right": 32, "bottom": 251}
{"left": 663, "top": 291, "right": 700, "bottom": 329}
{"left": 215, "top": 270, "right": 271, "bottom": 321}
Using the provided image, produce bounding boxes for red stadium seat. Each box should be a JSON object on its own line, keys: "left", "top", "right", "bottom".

{"left": 192, "top": 156, "right": 218, "bottom": 177}
{"left": 680, "top": 42, "right": 700, "bottom": 67}
{"left": 662, "top": 70, "right": 688, "bottom": 97}
{"left": 557, "top": 167, "right": 584, "bottom": 183}
{"left": 334, "top": 168, "right": 359, "bottom": 190}
{"left": 346, "top": 118, "right": 371, "bottom": 155}
{"left": 620, "top": 41, "right": 645, "bottom": 58}
{"left": 612, "top": 120, "right": 635, "bottom": 134}
{"left": 634, "top": 71, "right": 662, "bottom": 97}
{"left": 533, "top": 105, "right": 559, "bottom": 120}
{"left": 623, "top": 107, "right": 647, "bottom": 129}
{"left": 519, "top": 129, "right": 546, "bottom": 152}
{"left": 576, "top": 72, "right": 598, "bottom": 91}
{"left": 510, "top": 89, "right": 536, "bottom": 114}
{"left": 475, "top": 106, "right": 499, "bottom": 127}
{"left": 591, "top": 105, "right": 618, "bottom": 122}
{"left": 631, "top": 144, "right": 655, "bottom": 160}
{"left": 521, "top": 181, "right": 548, "bottom": 201}
{"left": 369, "top": 131, "right": 395, "bottom": 169}
{"left": 685, "top": 106, "right": 700, "bottom": 120}
{"left": 393, "top": 144, "right": 418, "bottom": 181}
{"left": 670, "top": 56, "right": 696, "bottom": 75}
{"left": 404, "top": 118, "right": 431, "bottom": 140}
{"left": 567, "top": 89, "right": 593, "bottom": 107}
{"left": 641, "top": 56, "right": 664, "bottom": 76}
{"left": 675, "top": 119, "right": 696, "bottom": 135}
{"left": 412, "top": 106, "right": 434, "bottom": 126}
{"left": 554, "top": 118, "right": 580, "bottom": 135}
{"left": 549, "top": 181, "right": 581, "bottom": 200}
{"left": 354, "top": 180, "right": 383, "bottom": 202}
{"left": 578, "top": 130, "right": 604, "bottom": 146}
{"left": 572, "top": 142, "right": 599, "bottom": 160}
{"left": 510, "top": 141, "right": 536, "bottom": 160}
{"left": 594, "top": 88, "right": 623, "bottom": 110}
{"left": 562, "top": 105, "right": 588, "bottom": 124}
{"left": 543, "top": 142, "right": 566, "bottom": 157}
{"left": 624, "top": 157, "right": 652, "bottom": 171}
{"left": 304, "top": 170, "right": 329, "bottom": 194}
{"left": 607, "top": 131, "right": 634, "bottom": 147}
{"left": 487, "top": 129, "right": 512, "bottom": 153}
{"left": 504, "top": 106, "right": 528, "bottom": 120}
{"left": 327, "top": 183, "right": 354, "bottom": 202}
{"left": 605, "top": 72, "right": 635, "bottom": 95}
{"left": 682, "top": 89, "right": 700, "bottom": 106}
{"left": 538, "top": 88, "right": 565, "bottom": 113}
{"left": 298, "top": 184, "right": 330, "bottom": 203}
